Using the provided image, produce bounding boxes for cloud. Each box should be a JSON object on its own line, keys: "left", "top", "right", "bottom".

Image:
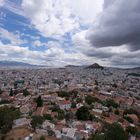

{"left": 0, "top": 41, "right": 96, "bottom": 67}
{"left": 72, "top": 30, "right": 114, "bottom": 59}
{"left": 3, "top": 0, "right": 24, "bottom": 16}
{"left": 111, "top": 54, "right": 140, "bottom": 68}
{"left": 72, "top": 29, "right": 140, "bottom": 67}
{"left": 0, "top": 27, "right": 26, "bottom": 45}
{"left": 88, "top": 0, "right": 140, "bottom": 51}
{"left": 0, "top": 11, "right": 6, "bottom": 20}
{"left": 0, "top": 0, "right": 5, "bottom": 6}
{"left": 69, "top": 0, "right": 103, "bottom": 23}
{"left": 32, "top": 40, "right": 47, "bottom": 47}
{"left": 20, "top": 0, "right": 104, "bottom": 38}
{"left": 1, "top": 0, "right": 140, "bottom": 68}
{"left": 21, "top": 0, "right": 79, "bottom": 37}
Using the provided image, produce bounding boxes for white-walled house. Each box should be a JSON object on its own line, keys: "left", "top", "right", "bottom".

{"left": 59, "top": 100, "right": 71, "bottom": 110}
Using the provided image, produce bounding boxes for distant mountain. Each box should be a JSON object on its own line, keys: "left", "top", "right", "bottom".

{"left": 129, "top": 67, "right": 140, "bottom": 70}
{"left": 87, "top": 63, "right": 104, "bottom": 69}
{"left": 65, "top": 65, "right": 80, "bottom": 68}
{"left": 0, "top": 61, "right": 40, "bottom": 68}
{"left": 121, "top": 67, "right": 140, "bottom": 70}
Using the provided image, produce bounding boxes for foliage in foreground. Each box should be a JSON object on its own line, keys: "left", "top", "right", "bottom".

{"left": 0, "top": 106, "right": 20, "bottom": 134}
{"left": 89, "top": 122, "right": 127, "bottom": 140}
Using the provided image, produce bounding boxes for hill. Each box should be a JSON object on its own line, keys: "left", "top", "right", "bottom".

{"left": 87, "top": 63, "right": 104, "bottom": 69}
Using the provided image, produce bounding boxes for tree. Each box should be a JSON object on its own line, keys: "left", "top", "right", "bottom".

{"left": 126, "top": 126, "right": 140, "bottom": 137}
{"left": 76, "top": 97, "right": 83, "bottom": 103}
{"left": 31, "top": 116, "right": 44, "bottom": 129}
{"left": 123, "top": 108, "right": 139, "bottom": 119}
{"left": 104, "top": 99, "right": 119, "bottom": 108}
{"left": 43, "top": 114, "right": 53, "bottom": 121}
{"left": 70, "top": 90, "right": 78, "bottom": 98}
{"left": 112, "top": 84, "right": 117, "bottom": 88}
{"left": 14, "top": 82, "right": 17, "bottom": 89}
{"left": 57, "top": 91, "right": 70, "bottom": 98}
{"left": 0, "top": 107, "right": 20, "bottom": 134}
{"left": 57, "top": 110, "right": 65, "bottom": 120}
{"left": 40, "top": 135, "right": 45, "bottom": 140}
{"left": 53, "top": 79, "right": 63, "bottom": 86}
{"left": 0, "top": 88, "right": 3, "bottom": 94}
{"left": 0, "top": 100, "right": 10, "bottom": 105}
{"left": 85, "top": 95, "right": 100, "bottom": 105}
{"left": 36, "top": 96, "right": 43, "bottom": 107}
{"left": 51, "top": 106, "right": 61, "bottom": 112}
{"left": 23, "top": 89, "right": 30, "bottom": 96}
{"left": 94, "top": 86, "right": 99, "bottom": 91}
{"left": 71, "top": 101, "right": 76, "bottom": 108}
{"left": 114, "top": 109, "right": 120, "bottom": 115}
{"left": 9, "top": 88, "right": 13, "bottom": 96}
{"left": 85, "top": 95, "right": 94, "bottom": 105}
{"left": 104, "top": 122, "right": 127, "bottom": 140}
{"left": 95, "top": 80, "right": 98, "bottom": 86}
{"left": 123, "top": 115, "right": 133, "bottom": 123}
{"left": 76, "top": 106, "right": 90, "bottom": 121}
{"left": 89, "top": 134, "right": 105, "bottom": 140}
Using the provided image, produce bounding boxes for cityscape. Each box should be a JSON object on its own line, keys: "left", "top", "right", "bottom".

{"left": 0, "top": 64, "right": 140, "bottom": 140}
{"left": 0, "top": 0, "right": 140, "bottom": 140}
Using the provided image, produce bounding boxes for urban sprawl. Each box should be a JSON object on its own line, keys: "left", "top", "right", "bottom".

{"left": 0, "top": 65, "right": 140, "bottom": 140}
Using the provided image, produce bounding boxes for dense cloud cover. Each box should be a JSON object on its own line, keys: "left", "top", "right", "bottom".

{"left": 89, "top": 0, "right": 140, "bottom": 51}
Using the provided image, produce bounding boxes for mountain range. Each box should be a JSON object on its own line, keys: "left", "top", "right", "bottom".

{"left": 0, "top": 61, "right": 40, "bottom": 68}
{"left": 0, "top": 61, "right": 139, "bottom": 70}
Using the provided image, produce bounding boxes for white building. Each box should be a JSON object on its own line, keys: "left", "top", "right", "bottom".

{"left": 59, "top": 100, "right": 71, "bottom": 110}
{"left": 13, "top": 118, "right": 30, "bottom": 128}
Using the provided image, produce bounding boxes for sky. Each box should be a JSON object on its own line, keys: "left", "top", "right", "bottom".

{"left": 0, "top": 0, "right": 140, "bottom": 68}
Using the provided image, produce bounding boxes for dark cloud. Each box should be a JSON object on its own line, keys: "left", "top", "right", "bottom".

{"left": 110, "top": 50, "right": 140, "bottom": 67}
{"left": 84, "top": 49, "right": 114, "bottom": 59}
{"left": 111, "top": 57, "right": 140, "bottom": 67}
{"left": 88, "top": 0, "right": 140, "bottom": 51}
{"left": 103, "top": 0, "right": 115, "bottom": 9}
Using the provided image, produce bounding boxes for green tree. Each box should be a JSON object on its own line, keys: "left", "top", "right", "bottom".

{"left": 0, "top": 107, "right": 20, "bottom": 134}
{"left": 112, "top": 84, "right": 117, "bottom": 88}
{"left": 95, "top": 80, "right": 98, "bottom": 86}
{"left": 70, "top": 90, "right": 78, "bottom": 98}
{"left": 104, "top": 99, "right": 119, "bottom": 108}
{"left": 71, "top": 101, "right": 76, "bottom": 108}
{"left": 36, "top": 96, "right": 43, "bottom": 107}
{"left": 23, "top": 89, "right": 30, "bottom": 96}
{"left": 43, "top": 114, "right": 53, "bottom": 121}
{"left": 57, "top": 91, "right": 70, "bottom": 98}
{"left": 104, "top": 122, "right": 127, "bottom": 140}
{"left": 0, "top": 88, "right": 3, "bottom": 94}
{"left": 123, "top": 115, "right": 133, "bottom": 123}
{"left": 126, "top": 126, "right": 140, "bottom": 137}
{"left": 85, "top": 95, "right": 94, "bottom": 105}
{"left": 89, "top": 134, "right": 105, "bottom": 140}
{"left": 76, "top": 106, "right": 90, "bottom": 120}
{"left": 57, "top": 110, "right": 65, "bottom": 120}
{"left": 0, "top": 100, "right": 10, "bottom": 105}
{"left": 40, "top": 135, "right": 45, "bottom": 140}
{"left": 9, "top": 88, "right": 13, "bottom": 96}
{"left": 123, "top": 108, "right": 139, "bottom": 119}
{"left": 85, "top": 95, "right": 100, "bottom": 105}
{"left": 76, "top": 97, "right": 83, "bottom": 103}
{"left": 31, "top": 116, "right": 44, "bottom": 129}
